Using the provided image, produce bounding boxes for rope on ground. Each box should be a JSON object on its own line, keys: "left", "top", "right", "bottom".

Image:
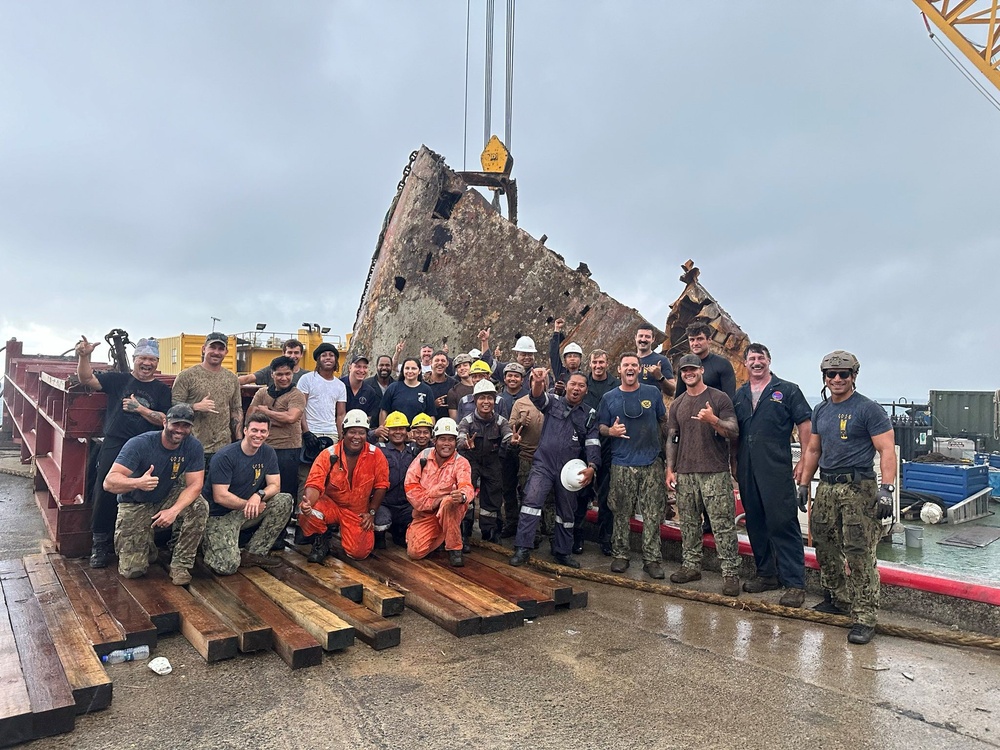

{"left": 472, "top": 539, "right": 1000, "bottom": 653}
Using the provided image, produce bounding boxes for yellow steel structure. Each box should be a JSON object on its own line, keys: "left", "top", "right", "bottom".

{"left": 913, "top": 0, "right": 1000, "bottom": 93}
{"left": 156, "top": 334, "right": 238, "bottom": 375}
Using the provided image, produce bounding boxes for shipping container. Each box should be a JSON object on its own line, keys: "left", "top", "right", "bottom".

{"left": 156, "top": 334, "right": 238, "bottom": 375}
{"left": 929, "top": 390, "right": 1000, "bottom": 452}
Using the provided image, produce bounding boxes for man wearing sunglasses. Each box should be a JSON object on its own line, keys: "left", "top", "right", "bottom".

{"left": 796, "top": 350, "right": 895, "bottom": 645}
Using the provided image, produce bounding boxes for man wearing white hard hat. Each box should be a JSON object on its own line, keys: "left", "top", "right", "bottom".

{"left": 299, "top": 409, "right": 389, "bottom": 561}
{"left": 548, "top": 317, "right": 585, "bottom": 395}
{"left": 509, "top": 368, "right": 600, "bottom": 569}
{"left": 404, "top": 418, "right": 475, "bottom": 566}
{"left": 458, "top": 379, "right": 516, "bottom": 545}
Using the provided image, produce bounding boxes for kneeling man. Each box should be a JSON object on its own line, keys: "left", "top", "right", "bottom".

{"left": 202, "top": 413, "right": 294, "bottom": 574}
{"left": 404, "top": 418, "right": 475, "bottom": 566}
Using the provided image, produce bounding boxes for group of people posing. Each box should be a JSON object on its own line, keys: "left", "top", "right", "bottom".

{"left": 74, "top": 319, "right": 896, "bottom": 646}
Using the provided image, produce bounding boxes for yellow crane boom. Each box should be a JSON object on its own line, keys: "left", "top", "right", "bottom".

{"left": 913, "top": 0, "right": 1000, "bottom": 92}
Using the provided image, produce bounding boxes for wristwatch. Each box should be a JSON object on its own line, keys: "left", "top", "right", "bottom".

{"left": 880, "top": 484, "right": 895, "bottom": 493}
{"left": 257, "top": 490, "right": 266, "bottom": 500}
{"left": 368, "top": 508, "right": 376, "bottom": 516}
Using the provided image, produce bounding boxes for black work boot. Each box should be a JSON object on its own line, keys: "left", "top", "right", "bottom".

{"left": 89, "top": 533, "right": 113, "bottom": 569}
{"left": 448, "top": 550, "right": 464, "bottom": 567}
{"left": 508, "top": 547, "right": 531, "bottom": 567}
{"left": 307, "top": 531, "right": 331, "bottom": 563}
{"left": 461, "top": 518, "right": 473, "bottom": 553}
{"left": 813, "top": 590, "right": 850, "bottom": 616}
{"left": 501, "top": 522, "right": 518, "bottom": 539}
{"left": 572, "top": 529, "right": 585, "bottom": 555}
{"left": 374, "top": 531, "right": 386, "bottom": 550}
{"left": 552, "top": 553, "right": 581, "bottom": 569}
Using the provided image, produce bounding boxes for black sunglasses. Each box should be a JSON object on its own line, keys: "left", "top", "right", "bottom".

{"left": 823, "top": 370, "right": 853, "bottom": 380}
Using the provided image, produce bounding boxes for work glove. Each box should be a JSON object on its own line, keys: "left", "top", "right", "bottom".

{"left": 302, "top": 431, "right": 320, "bottom": 454}
{"left": 875, "top": 485, "right": 894, "bottom": 520}
{"left": 796, "top": 485, "right": 810, "bottom": 513}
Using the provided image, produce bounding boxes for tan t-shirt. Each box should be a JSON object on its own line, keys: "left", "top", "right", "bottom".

{"left": 509, "top": 395, "right": 545, "bottom": 461}
{"left": 666, "top": 386, "right": 735, "bottom": 474}
{"left": 249, "top": 387, "right": 305, "bottom": 450}
{"left": 172, "top": 365, "right": 242, "bottom": 454}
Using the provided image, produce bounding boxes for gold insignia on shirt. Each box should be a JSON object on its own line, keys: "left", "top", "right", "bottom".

{"left": 254, "top": 465, "right": 262, "bottom": 483}
{"left": 641, "top": 400, "right": 652, "bottom": 409}
{"left": 170, "top": 456, "right": 182, "bottom": 480}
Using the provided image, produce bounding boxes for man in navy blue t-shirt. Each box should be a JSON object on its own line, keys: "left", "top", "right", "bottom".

{"left": 103, "top": 404, "right": 208, "bottom": 585}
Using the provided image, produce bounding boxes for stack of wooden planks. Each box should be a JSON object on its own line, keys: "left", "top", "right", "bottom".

{"left": 0, "top": 540, "right": 587, "bottom": 745}
{"left": 322, "top": 544, "right": 588, "bottom": 638}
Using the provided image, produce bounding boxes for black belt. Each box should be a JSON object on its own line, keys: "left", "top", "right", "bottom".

{"left": 819, "top": 469, "right": 876, "bottom": 484}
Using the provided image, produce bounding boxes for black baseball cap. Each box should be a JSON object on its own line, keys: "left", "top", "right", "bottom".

{"left": 205, "top": 332, "right": 228, "bottom": 346}
{"left": 166, "top": 404, "right": 196, "bottom": 424}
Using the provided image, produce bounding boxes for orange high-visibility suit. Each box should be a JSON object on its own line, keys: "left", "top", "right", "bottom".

{"left": 301, "top": 443, "right": 389, "bottom": 559}
{"left": 404, "top": 447, "right": 475, "bottom": 558}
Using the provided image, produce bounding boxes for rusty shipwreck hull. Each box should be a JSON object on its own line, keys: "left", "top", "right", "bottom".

{"left": 351, "top": 147, "right": 752, "bottom": 385}
{"left": 351, "top": 147, "right": 666, "bottom": 366}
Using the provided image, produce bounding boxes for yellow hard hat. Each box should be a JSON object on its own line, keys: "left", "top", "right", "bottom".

{"left": 470, "top": 359, "right": 492, "bottom": 374}
{"left": 410, "top": 413, "right": 435, "bottom": 429}
{"left": 384, "top": 411, "right": 410, "bottom": 428}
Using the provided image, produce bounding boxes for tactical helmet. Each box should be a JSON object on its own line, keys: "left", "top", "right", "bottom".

{"left": 820, "top": 350, "right": 860, "bottom": 374}
{"left": 473, "top": 379, "right": 497, "bottom": 396}
{"left": 563, "top": 342, "right": 583, "bottom": 357}
{"left": 512, "top": 336, "right": 537, "bottom": 353}
{"left": 470, "top": 360, "right": 492, "bottom": 375}
{"left": 410, "top": 413, "right": 435, "bottom": 429}
{"left": 433, "top": 418, "right": 460, "bottom": 438}
{"left": 342, "top": 409, "right": 370, "bottom": 430}
{"left": 384, "top": 411, "right": 410, "bottom": 429}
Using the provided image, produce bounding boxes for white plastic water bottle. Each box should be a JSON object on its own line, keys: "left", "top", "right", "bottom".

{"left": 101, "top": 645, "right": 150, "bottom": 664}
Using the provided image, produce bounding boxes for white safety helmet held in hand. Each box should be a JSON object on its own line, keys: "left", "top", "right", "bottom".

{"left": 473, "top": 379, "right": 497, "bottom": 396}
{"left": 563, "top": 342, "right": 583, "bottom": 357}
{"left": 560, "top": 459, "right": 588, "bottom": 492}
{"left": 342, "top": 409, "right": 370, "bottom": 430}
{"left": 433, "top": 418, "right": 459, "bottom": 438}
{"left": 512, "top": 336, "right": 537, "bottom": 353}
{"left": 468, "top": 348, "right": 482, "bottom": 359}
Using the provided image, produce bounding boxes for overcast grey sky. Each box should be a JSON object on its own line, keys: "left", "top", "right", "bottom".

{"left": 1, "top": 2, "right": 997, "bottom": 401}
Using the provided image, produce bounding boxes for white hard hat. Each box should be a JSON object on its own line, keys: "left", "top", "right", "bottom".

{"left": 512, "top": 336, "right": 537, "bottom": 353}
{"left": 468, "top": 348, "right": 482, "bottom": 359}
{"left": 560, "top": 459, "right": 588, "bottom": 492}
{"left": 433, "top": 418, "right": 459, "bottom": 438}
{"left": 473, "top": 379, "right": 497, "bottom": 396}
{"left": 342, "top": 409, "right": 370, "bottom": 430}
{"left": 920, "top": 502, "right": 944, "bottom": 524}
{"left": 563, "top": 342, "right": 583, "bottom": 357}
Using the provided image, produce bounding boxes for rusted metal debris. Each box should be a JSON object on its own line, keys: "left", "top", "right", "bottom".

{"left": 664, "top": 260, "right": 750, "bottom": 386}
{"left": 351, "top": 146, "right": 666, "bottom": 366}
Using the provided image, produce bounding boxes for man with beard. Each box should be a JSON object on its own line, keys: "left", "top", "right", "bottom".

{"left": 425, "top": 350, "right": 457, "bottom": 420}
{"left": 404, "top": 418, "right": 475, "bottom": 567}
{"left": 103, "top": 404, "right": 208, "bottom": 585}
{"left": 674, "top": 323, "right": 736, "bottom": 400}
{"left": 298, "top": 410, "right": 389, "bottom": 562}
{"left": 599, "top": 352, "right": 670, "bottom": 579}
{"left": 172, "top": 332, "right": 243, "bottom": 465}
{"left": 578, "top": 348, "right": 620, "bottom": 555}
{"left": 733, "top": 343, "right": 812, "bottom": 607}
{"left": 496, "top": 362, "right": 530, "bottom": 537}
{"left": 666, "top": 355, "right": 741, "bottom": 596}
{"left": 298, "top": 341, "right": 347, "bottom": 447}
{"left": 796, "top": 351, "right": 895, "bottom": 645}
{"left": 201, "top": 413, "right": 293, "bottom": 574}
{"left": 239, "top": 338, "right": 308, "bottom": 387}
{"left": 365, "top": 354, "right": 396, "bottom": 396}
{"left": 458, "top": 379, "right": 516, "bottom": 544}
{"left": 76, "top": 335, "right": 173, "bottom": 569}
{"left": 509, "top": 369, "right": 600, "bottom": 569}
{"left": 246, "top": 356, "right": 305, "bottom": 497}
{"left": 634, "top": 324, "right": 675, "bottom": 397}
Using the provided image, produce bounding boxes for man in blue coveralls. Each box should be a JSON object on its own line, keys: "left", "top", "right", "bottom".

{"left": 733, "top": 343, "right": 812, "bottom": 607}
{"left": 508, "top": 368, "right": 601, "bottom": 569}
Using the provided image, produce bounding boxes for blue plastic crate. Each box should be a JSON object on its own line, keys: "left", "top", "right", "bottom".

{"left": 902, "top": 463, "right": 990, "bottom": 507}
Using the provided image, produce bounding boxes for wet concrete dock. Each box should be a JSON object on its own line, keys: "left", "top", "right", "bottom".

{"left": 1, "top": 458, "right": 997, "bottom": 750}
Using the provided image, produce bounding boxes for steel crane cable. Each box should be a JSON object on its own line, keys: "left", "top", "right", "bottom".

{"left": 921, "top": 12, "right": 1000, "bottom": 113}
{"left": 504, "top": 0, "right": 516, "bottom": 150}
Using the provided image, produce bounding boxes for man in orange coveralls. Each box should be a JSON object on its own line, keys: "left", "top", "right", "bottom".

{"left": 404, "top": 417, "right": 475, "bottom": 567}
{"left": 299, "top": 409, "right": 389, "bottom": 561}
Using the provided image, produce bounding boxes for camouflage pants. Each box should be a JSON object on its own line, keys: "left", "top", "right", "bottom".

{"left": 201, "top": 493, "right": 294, "bottom": 575}
{"left": 676, "top": 471, "right": 740, "bottom": 576}
{"left": 519, "top": 455, "right": 555, "bottom": 540}
{"left": 115, "top": 484, "right": 209, "bottom": 578}
{"left": 810, "top": 479, "right": 882, "bottom": 626}
{"left": 608, "top": 459, "right": 666, "bottom": 563}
